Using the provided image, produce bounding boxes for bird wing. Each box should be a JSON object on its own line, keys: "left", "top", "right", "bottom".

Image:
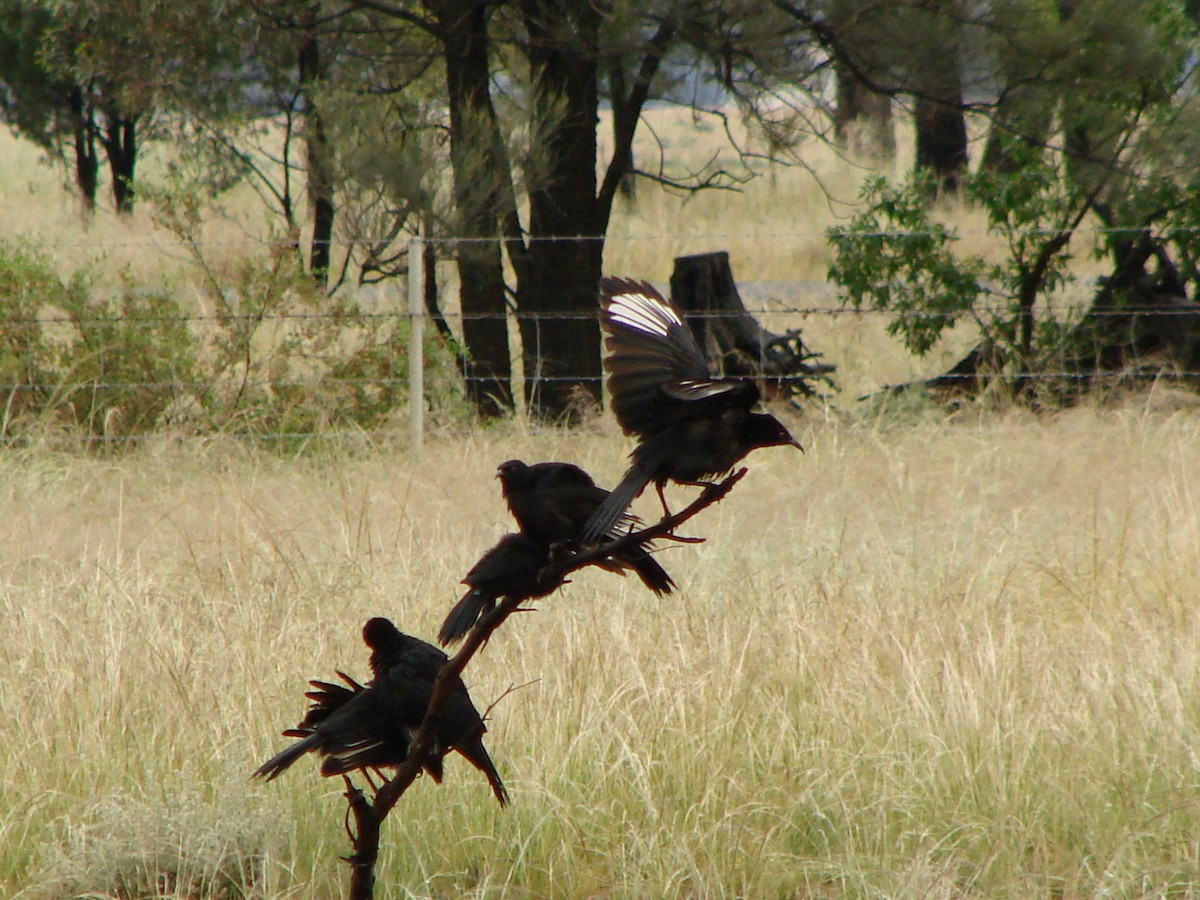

{"left": 319, "top": 735, "right": 394, "bottom": 776}
{"left": 508, "top": 463, "right": 593, "bottom": 540}
{"left": 526, "top": 461, "right": 595, "bottom": 489}
{"left": 261, "top": 677, "right": 415, "bottom": 779}
{"left": 284, "top": 673, "right": 365, "bottom": 734}
{"left": 662, "top": 377, "right": 759, "bottom": 405}
{"left": 601, "top": 278, "right": 756, "bottom": 434}
{"left": 601, "top": 278, "right": 709, "bottom": 378}
{"left": 462, "top": 534, "right": 547, "bottom": 595}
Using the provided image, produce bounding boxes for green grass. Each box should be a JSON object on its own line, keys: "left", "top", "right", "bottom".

{"left": 2, "top": 406, "right": 1199, "bottom": 898}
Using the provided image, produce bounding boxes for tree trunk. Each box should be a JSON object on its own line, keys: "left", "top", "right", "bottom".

{"left": 607, "top": 64, "right": 637, "bottom": 199}
{"left": 914, "top": 95, "right": 967, "bottom": 193}
{"left": 910, "top": 3, "right": 968, "bottom": 193}
{"left": 981, "top": 92, "right": 1054, "bottom": 174}
{"left": 67, "top": 86, "right": 98, "bottom": 213}
{"left": 298, "top": 19, "right": 335, "bottom": 289}
{"left": 435, "top": 0, "right": 512, "bottom": 417}
{"left": 100, "top": 110, "right": 137, "bottom": 214}
{"left": 823, "top": 0, "right": 894, "bottom": 159}
{"left": 669, "top": 252, "right": 834, "bottom": 399}
{"left": 596, "top": 19, "right": 673, "bottom": 229}
{"left": 516, "top": 0, "right": 603, "bottom": 421}
{"left": 1068, "top": 234, "right": 1200, "bottom": 381}
{"left": 833, "top": 66, "right": 894, "bottom": 159}
{"left": 981, "top": 0, "right": 1065, "bottom": 175}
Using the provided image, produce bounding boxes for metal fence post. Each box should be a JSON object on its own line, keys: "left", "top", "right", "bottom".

{"left": 408, "top": 236, "right": 424, "bottom": 449}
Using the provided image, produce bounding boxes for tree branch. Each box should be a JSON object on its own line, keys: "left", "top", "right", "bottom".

{"left": 597, "top": 18, "right": 676, "bottom": 223}
{"left": 341, "top": 467, "right": 748, "bottom": 898}
{"left": 347, "top": 0, "right": 437, "bottom": 34}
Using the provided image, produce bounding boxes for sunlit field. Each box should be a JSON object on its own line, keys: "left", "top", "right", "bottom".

{"left": 3, "top": 102, "right": 1200, "bottom": 898}
{"left": 1, "top": 106, "right": 905, "bottom": 287}
{"left": 2, "top": 404, "right": 1199, "bottom": 898}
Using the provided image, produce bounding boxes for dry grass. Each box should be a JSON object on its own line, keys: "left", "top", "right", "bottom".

{"left": 0, "top": 129, "right": 271, "bottom": 289}
{"left": 1, "top": 131, "right": 169, "bottom": 281}
{"left": 600, "top": 106, "right": 894, "bottom": 283}
{"left": 2, "top": 106, "right": 893, "bottom": 289}
{"left": 2, "top": 401, "right": 1199, "bottom": 898}
{"left": 4, "top": 100, "right": 1199, "bottom": 898}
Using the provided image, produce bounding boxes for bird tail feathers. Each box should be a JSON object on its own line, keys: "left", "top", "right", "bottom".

{"left": 458, "top": 739, "right": 509, "bottom": 806}
{"left": 438, "top": 588, "right": 494, "bottom": 646}
{"left": 628, "top": 550, "right": 675, "bottom": 596}
{"left": 252, "top": 734, "right": 321, "bottom": 781}
{"left": 581, "top": 464, "right": 651, "bottom": 543}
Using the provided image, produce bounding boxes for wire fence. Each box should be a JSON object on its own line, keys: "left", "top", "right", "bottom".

{"left": 3, "top": 236, "right": 1198, "bottom": 449}
{"left": 28, "top": 222, "right": 1200, "bottom": 247}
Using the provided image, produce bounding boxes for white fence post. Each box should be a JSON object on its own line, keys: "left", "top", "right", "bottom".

{"left": 407, "top": 236, "right": 424, "bottom": 449}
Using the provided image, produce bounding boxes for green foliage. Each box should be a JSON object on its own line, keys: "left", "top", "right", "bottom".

{"left": 0, "top": 236, "right": 462, "bottom": 448}
{"left": 0, "top": 240, "right": 90, "bottom": 432}
{"left": 829, "top": 141, "right": 1099, "bottom": 375}
{"left": 144, "top": 173, "right": 440, "bottom": 442}
{"left": 193, "top": 253, "right": 412, "bottom": 439}
{"left": 0, "top": 241, "right": 194, "bottom": 441}
{"left": 0, "top": 1, "right": 68, "bottom": 152}
{"left": 58, "top": 276, "right": 199, "bottom": 437}
{"left": 827, "top": 174, "right": 988, "bottom": 357}
{"left": 829, "top": 0, "right": 1200, "bottom": 399}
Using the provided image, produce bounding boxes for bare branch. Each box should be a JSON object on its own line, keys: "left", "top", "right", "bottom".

{"left": 483, "top": 679, "right": 540, "bottom": 721}
{"left": 347, "top": 0, "right": 436, "bottom": 34}
{"left": 341, "top": 467, "right": 749, "bottom": 898}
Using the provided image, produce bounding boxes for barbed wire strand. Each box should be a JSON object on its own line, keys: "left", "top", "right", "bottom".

{"left": 4, "top": 303, "right": 1198, "bottom": 327}
{"left": 21, "top": 223, "right": 1200, "bottom": 250}
{"left": 3, "top": 369, "right": 1198, "bottom": 394}
{"left": 4, "top": 234, "right": 1197, "bottom": 444}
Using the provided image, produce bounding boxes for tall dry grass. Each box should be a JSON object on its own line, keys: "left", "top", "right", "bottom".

{"left": 3, "top": 98, "right": 1199, "bottom": 898}
{"left": 2, "top": 400, "right": 1199, "bottom": 898}
{"left": 601, "top": 107, "right": 879, "bottom": 282}
{"left": 0, "top": 128, "right": 271, "bottom": 289}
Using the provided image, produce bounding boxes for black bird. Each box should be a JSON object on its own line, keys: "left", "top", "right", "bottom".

{"left": 438, "top": 532, "right": 562, "bottom": 646}
{"left": 496, "top": 459, "right": 674, "bottom": 596}
{"left": 254, "top": 617, "right": 508, "bottom": 806}
{"left": 582, "top": 277, "right": 803, "bottom": 542}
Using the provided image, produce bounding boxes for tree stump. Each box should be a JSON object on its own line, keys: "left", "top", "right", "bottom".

{"left": 668, "top": 251, "right": 834, "bottom": 400}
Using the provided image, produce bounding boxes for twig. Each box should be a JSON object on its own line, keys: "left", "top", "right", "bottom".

{"left": 343, "top": 468, "right": 748, "bottom": 899}
{"left": 484, "top": 679, "right": 540, "bottom": 720}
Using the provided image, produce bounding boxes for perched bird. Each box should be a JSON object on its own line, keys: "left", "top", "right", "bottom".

{"left": 582, "top": 277, "right": 803, "bottom": 542}
{"left": 254, "top": 617, "right": 508, "bottom": 806}
{"left": 495, "top": 459, "right": 674, "bottom": 596}
{"left": 438, "top": 532, "right": 562, "bottom": 646}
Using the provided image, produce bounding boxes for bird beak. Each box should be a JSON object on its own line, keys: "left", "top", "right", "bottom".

{"left": 791, "top": 439, "right": 805, "bottom": 453}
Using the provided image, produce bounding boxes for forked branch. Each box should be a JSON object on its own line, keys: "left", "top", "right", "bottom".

{"left": 343, "top": 468, "right": 748, "bottom": 899}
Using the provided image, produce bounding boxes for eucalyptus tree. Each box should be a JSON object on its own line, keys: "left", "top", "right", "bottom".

{"left": 344, "top": 0, "right": 685, "bottom": 419}
{"left": 826, "top": 0, "right": 1200, "bottom": 400}
{"left": 0, "top": 0, "right": 126, "bottom": 212}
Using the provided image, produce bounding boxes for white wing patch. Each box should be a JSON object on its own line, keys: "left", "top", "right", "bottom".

{"left": 676, "top": 379, "right": 728, "bottom": 390}
{"left": 607, "top": 291, "right": 683, "bottom": 337}
{"left": 667, "top": 379, "right": 742, "bottom": 401}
